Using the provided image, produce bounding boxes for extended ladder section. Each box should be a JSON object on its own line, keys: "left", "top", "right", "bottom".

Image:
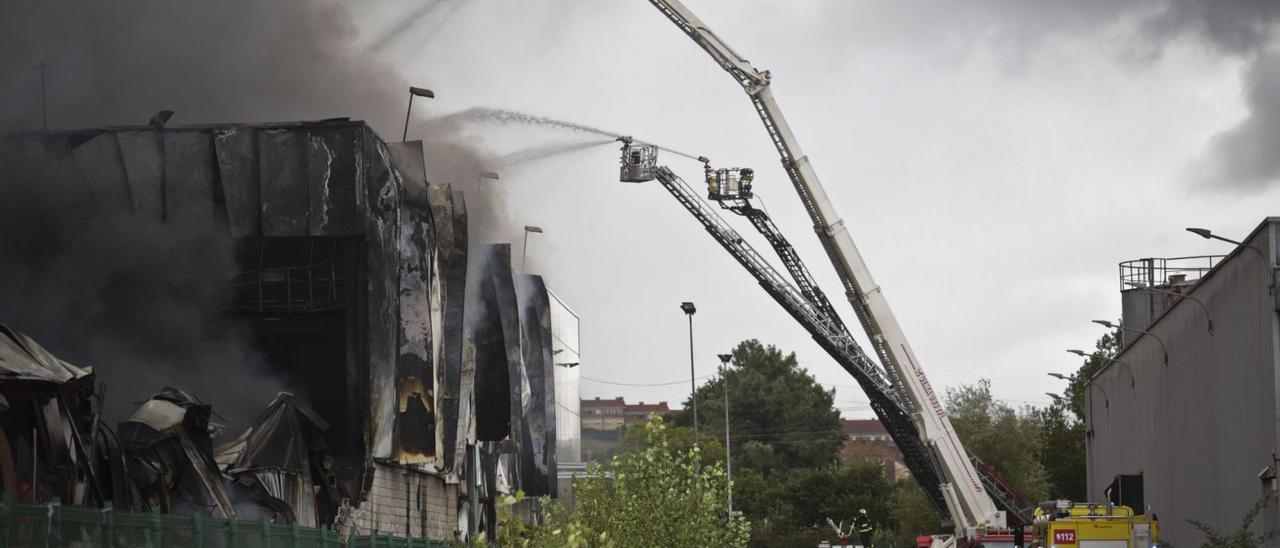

{"left": 646, "top": 0, "right": 1019, "bottom": 535}
{"left": 709, "top": 178, "right": 1031, "bottom": 524}
{"left": 639, "top": 161, "right": 949, "bottom": 514}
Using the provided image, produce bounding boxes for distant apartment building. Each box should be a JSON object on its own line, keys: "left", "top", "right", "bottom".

{"left": 580, "top": 397, "right": 626, "bottom": 431}
{"left": 839, "top": 419, "right": 909, "bottom": 480}
{"left": 623, "top": 401, "right": 671, "bottom": 426}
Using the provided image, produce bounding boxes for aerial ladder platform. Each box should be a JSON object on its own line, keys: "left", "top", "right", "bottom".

{"left": 632, "top": 0, "right": 1035, "bottom": 541}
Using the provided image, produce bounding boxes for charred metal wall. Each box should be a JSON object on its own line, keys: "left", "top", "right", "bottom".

{"left": 428, "top": 187, "right": 468, "bottom": 474}
{"left": 15, "top": 121, "right": 447, "bottom": 474}
{"left": 516, "top": 274, "right": 557, "bottom": 497}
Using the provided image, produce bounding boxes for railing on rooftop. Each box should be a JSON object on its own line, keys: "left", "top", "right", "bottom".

{"left": 1118, "top": 256, "right": 1225, "bottom": 291}
{"left": 0, "top": 497, "right": 449, "bottom": 548}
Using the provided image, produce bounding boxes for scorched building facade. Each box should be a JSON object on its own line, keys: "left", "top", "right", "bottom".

{"left": 1, "top": 119, "right": 563, "bottom": 542}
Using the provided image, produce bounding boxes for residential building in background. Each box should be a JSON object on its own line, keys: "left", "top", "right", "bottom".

{"left": 839, "top": 419, "right": 909, "bottom": 480}
{"left": 581, "top": 397, "right": 626, "bottom": 431}
{"left": 623, "top": 401, "right": 671, "bottom": 426}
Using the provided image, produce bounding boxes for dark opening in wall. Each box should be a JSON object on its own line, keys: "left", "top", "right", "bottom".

{"left": 229, "top": 237, "right": 363, "bottom": 462}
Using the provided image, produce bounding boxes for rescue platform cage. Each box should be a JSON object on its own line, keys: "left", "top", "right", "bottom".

{"left": 619, "top": 143, "right": 658, "bottom": 183}
{"left": 1118, "top": 255, "right": 1224, "bottom": 291}
{"left": 707, "top": 168, "right": 753, "bottom": 201}
{"left": 0, "top": 497, "right": 449, "bottom": 548}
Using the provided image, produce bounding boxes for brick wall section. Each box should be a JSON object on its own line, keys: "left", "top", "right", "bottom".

{"left": 354, "top": 462, "right": 459, "bottom": 541}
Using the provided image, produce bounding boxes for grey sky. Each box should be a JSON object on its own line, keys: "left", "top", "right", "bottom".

{"left": 352, "top": 0, "right": 1278, "bottom": 417}
{"left": 2, "top": 1, "right": 1274, "bottom": 420}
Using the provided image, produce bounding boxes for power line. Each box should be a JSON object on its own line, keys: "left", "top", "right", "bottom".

{"left": 581, "top": 374, "right": 715, "bottom": 387}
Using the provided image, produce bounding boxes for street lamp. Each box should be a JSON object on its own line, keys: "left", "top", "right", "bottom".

{"left": 522, "top": 225, "right": 543, "bottom": 272}
{"left": 1047, "top": 372, "right": 1071, "bottom": 381}
{"left": 402, "top": 86, "right": 435, "bottom": 142}
{"left": 1067, "top": 349, "right": 1136, "bottom": 389}
{"left": 718, "top": 352, "right": 734, "bottom": 518}
{"left": 1123, "top": 281, "right": 1213, "bottom": 334}
{"left": 1186, "top": 227, "right": 1267, "bottom": 262}
{"left": 680, "top": 301, "right": 699, "bottom": 443}
{"left": 1045, "top": 393, "right": 1063, "bottom": 403}
{"left": 1093, "top": 319, "right": 1167, "bottom": 365}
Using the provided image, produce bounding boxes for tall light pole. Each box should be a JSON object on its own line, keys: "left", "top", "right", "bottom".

{"left": 402, "top": 86, "right": 435, "bottom": 142}
{"left": 680, "top": 302, "right": 698, "bottom": 442}
{"left": 478, "top": 170, "right": 501, "bottom": 189}
{"left": 522, "top": 225, "right": 543, "bottom": 272}
{"left": 1067, "top": 349, "right": 1136, "bottom": 390}
{"left": 1123, "top": 281, "right": 1214, "bottom": 334}
{"left": 1093, "top": 319, "right": 1167, "bottom": 365}
{"left": 718, "top": 352, "right": 734, "bottom": 517}
{"left": 1186, "top": 227, "right": 1268, "bottom": 262}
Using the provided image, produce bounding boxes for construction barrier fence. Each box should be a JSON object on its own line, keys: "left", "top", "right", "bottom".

{"left": 0, "top": 497, "right": 451, "bottom": 548}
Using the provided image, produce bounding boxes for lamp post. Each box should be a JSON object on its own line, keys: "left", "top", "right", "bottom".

{"left": 1047, "top": 374, "right": 1110, "bottom": 409}
{"left": 1123, "top": 281, "right": 1213, "bottom": 334}
{"left": 1186, "top": 227, "right": 1268, "bottom": 262}
{"left": 1067, "top": 349, "right": 1136, "bottom": 389}
{"left": 403, "top": 86, "right": 435, "bottom": 142}
{"left": 718, "top": 353, "right": 734, "bottom": 517}
{"left": 1093, "top": 319, "right": 1167, "bottom": 365}
{"left": 522, "top": 225, "right": 543, "bottom": 272}
{"left": 680, "top": 302, "right": 698, "bottom": 443}
{"left": 479, "top": 170, "right": 501, "bottom": 188}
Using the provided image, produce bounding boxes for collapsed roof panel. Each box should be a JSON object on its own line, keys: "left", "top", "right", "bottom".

{"left": 0, "top": 324, "right": 91, "bottom": 383}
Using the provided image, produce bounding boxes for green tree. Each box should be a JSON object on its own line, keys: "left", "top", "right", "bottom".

{"left": 1033, "top": 400, "right": 1086, "bottom": 500}
{"left": 946, "top": 379, "right": 1049, "bottom": 503}
{"left": 889, "top": 480, "right": 943, "bottom": 547}
{"left": 1188, "top": 496, "right": 1279, "bottom": 548}
{"left": 1034, "top": 324, "right": 1120, "bottom": 500}
{"left": 675, "top": 339, "right": 843, "bottom": 476}
{"left": 533, "top": 417, "right": 750, "bottom": 547}
{"left": 1065, "top": 325, "right": 1122, "bottom": 421}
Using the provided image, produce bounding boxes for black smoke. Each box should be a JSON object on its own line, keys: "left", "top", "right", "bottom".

{"left": 0, "top": 1, "right": 520, "bottom": 428}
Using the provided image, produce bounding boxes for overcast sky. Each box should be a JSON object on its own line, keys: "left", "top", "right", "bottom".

{"left": 338, "top": 0, "right": 1280, "bottom": 418}
{"left": 6, "top": 1, "right": 1271, "bottom": 420}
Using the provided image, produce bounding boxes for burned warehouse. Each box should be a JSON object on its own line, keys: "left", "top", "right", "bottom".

{"left": 0, "top": 120, "right": 565, "bottom": 542}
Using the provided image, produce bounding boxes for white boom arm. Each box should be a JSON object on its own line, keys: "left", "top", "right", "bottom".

{"left": 646, "top": 0, "right": 1006, "bottom": 536}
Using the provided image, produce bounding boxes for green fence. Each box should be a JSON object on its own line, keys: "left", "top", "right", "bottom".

{"left": 0, "top": 497, "right": 450, "bottom": 548}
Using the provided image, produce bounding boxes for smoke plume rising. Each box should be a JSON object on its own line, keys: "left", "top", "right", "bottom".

{"left": 0, "top": 0, "right": 519, "bottom": 428}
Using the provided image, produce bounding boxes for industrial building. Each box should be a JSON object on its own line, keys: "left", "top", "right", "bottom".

{"left": 1088, "top": 217, "right": 1280, "bottom": 545}
{"left": 0, "top": 120, "right": 574, "bottom": 542}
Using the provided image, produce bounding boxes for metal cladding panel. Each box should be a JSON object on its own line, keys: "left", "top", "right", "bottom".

{"left": 548, "top": 289, "right": 581, "bottom": 464}
{"left": 1088, "top": 222, "right": 1279, "bottom": 546}
{"left": 363, "top": 137, "right": 403, "bottom": 460}
{"left": 116, "top": 130, "right": 165, "bottom": 221}
{"left": 490, "top": 245, "right": 527, "bottom": 492}
{"left": 515, "top": 274, "right": 556, "bottom": 497}
{"left": 213, "top": 126, "right": 261, "bottom": 237}
{"left": 391, "top": 180, "right": 436, "bottom": 465}
{"left": 306, "top": 128, "right": 361, "bottom": 236}
{"left": 470, "top": 269, "right": 506, "bottom": 442}
{"left": 258, "top": 129, "right": 308, "bottom": 236}
{"left": 70, "top": 133, "right": 132, "bottom": 213}
{"left": 428, "top": 186, "right": 468, "bottom": 473}
{"left": 162, "top": 131, "right": 218, "bottom": 227}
